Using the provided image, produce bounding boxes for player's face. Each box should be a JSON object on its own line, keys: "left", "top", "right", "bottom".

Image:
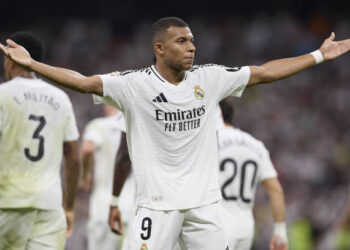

{"left": 162, "top": 26, "right": 196, "bottom": 71}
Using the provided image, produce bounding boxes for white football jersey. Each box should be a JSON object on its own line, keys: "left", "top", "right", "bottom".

{"left": 98, "top": 64, "right": 250, "bottom": 210}
{"left": 217, "top": 126, "right": 277, "bottom": 237}
{"left": 0, "top": 77, "right": 79, "bottom": 210}
{"left": 83, "top": 112, "right": 126, "bottom": 221}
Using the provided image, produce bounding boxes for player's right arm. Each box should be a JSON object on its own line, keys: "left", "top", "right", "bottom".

{"left": 79, "top": 140, "right": 96, "bottom": 192}
{"left": 0, "top": 39, "right": 103, "bottom": 96}
{"left": 63, "top": 140, "right": 80, "bottom": 237}
{"left": 262, "top": 178, "right": 288, "bottom": 250}
{"left": 109, "top": 132, "right": 131, "bottom": 235}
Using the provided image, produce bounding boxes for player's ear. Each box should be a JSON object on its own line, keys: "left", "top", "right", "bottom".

{"left": 8, "top": 59, "right": 16, "bottom": 70}
{"left": 153, "top": 42, "right": 164, "bottom": 57}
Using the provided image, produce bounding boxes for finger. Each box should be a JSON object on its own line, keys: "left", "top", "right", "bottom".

{"left": 109, "top": 217, "right": 122, "bottom": 235}
{"left": 110, "top": 222, "right": 122, "bottom": 235}
{"left": 338, "top": 39, "right": 350, "bottom": 44}
{"left": 117, "top": 216, "right": 123, "bottom": 234}
{"left": 66, "top": 221, "right": 73, "bottom": 237}
{"left": 6, "top": 39, "right": 19, "bottom": 48}
{"left": 0, "top": 43, "right": 9, "bottom": 56}
{"left": 328, "top": 32, "right": 335, "bottom": 42}
{"left": 336, "top": 40, "right": 350, "bottom": 54}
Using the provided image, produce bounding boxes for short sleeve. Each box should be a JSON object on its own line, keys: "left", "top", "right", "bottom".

{"left": 64, "top": 101, "right": 79, "bottom": 142}
{"left": 98, "top": 73, "right": 128, "bottom": 111}
{"left": 83, "top": 120, "right": 103, "bottom": 146}
{"left": 211, "top": 65, "right": 251, "bottom": 101}
{"left": 215, "top": 105, "right": 224, "bottom": 130}
{"left": 115, "top": 113, "right": 126, "bottom": 133}
{"left": 259, "top": 145, "right": 278, "bottom": 181}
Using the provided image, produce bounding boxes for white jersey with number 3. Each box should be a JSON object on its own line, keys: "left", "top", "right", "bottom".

{"left": 218, "top": 126, "right": 277, "bottom": 238}
{"left": 97, "top": 64, "right": 250, "bottom": 210}
{"left": 0, "top": 77, "right": 79, "bottom": 210}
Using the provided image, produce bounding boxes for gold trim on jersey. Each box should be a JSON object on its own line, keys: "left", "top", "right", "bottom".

{"left": 194, "top": 85, "right": 205, "bottom": 100}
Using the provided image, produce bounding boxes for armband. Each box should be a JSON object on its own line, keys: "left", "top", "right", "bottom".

{"left": 310, "top": 50, "right": 324, "bottom": 64}
{"left": 110, "top": 195, "right": 119, "bottom": 207}
{"left": 273, "top": 222, "right": 288, "bottom": 243}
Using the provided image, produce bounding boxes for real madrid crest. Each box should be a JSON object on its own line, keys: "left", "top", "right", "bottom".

{"left": 194, "top": 85, "right": 205, "bottom": 100}
{"left": 140, "top": 243, "right": 148, "bottom": 250}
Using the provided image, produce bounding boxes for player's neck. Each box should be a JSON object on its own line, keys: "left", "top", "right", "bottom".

{"left": 11, "top": 69, "right": 35, "bottom": 80}
{"left": 224, "top": 123, "right": 235, "bottom": 129}
{"left": 154, "top": 63, "right": 186, "bottom": 86}
{"left": 106, "top": 110, "right": 118, "bottom": 117}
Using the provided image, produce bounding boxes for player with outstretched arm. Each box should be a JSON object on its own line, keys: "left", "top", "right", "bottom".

{"left": 1, "top": 17, "right": 349, "bottom": 250}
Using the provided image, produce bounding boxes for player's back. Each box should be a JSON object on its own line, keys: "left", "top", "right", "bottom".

{"left": 0, "top": 77, "right": 78, "bottom": 209}
{"left": 217, "top": 126, "right": 277, "bottom": 237}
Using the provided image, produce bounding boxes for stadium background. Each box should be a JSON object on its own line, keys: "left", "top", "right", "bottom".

{"left": 1, "top": 1, "right": 350, "bottom": 249}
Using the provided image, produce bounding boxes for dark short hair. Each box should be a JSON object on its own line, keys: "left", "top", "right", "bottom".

{"left": 150, "top": 17, "right": 189, "bottom": 45}
{"left": 219, "top": 98, "right": 235, "bottom": 125}
{"left": 9, "top": 31, "right": 44, "bottom": 62}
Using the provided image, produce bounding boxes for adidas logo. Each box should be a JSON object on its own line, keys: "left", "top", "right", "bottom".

{"left": 152, "top": 93, "right": 168, "bottom": 103}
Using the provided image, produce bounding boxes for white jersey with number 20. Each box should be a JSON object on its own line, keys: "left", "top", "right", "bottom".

{"left": 218, "top": 126, "right": 277, "bottom": 238}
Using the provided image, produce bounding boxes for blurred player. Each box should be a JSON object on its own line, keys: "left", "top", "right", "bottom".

{"left": 80, "top": 104, "right": 133, "bottom": 250}
{"left": 0, "top": 31, "right": 79, "bottom": 250}
{"left": 1, "top": 17, "right": 349, "bottom": 250}
{"left": 217, "top": 100, "right": 287, "bottom": 250}
{"left": 109, "top": 131, "right": 136, "bottom": 250}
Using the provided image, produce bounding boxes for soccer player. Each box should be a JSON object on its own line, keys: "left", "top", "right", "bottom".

{"left": 80, "top": 104, "right": 129, "bottom": 250}
{"left": 0, "top": 17, "right": 349, "bottom": 250}
{"left": 0, "top": 32, "right": 80, "bottom": 250}
{"left": 217, "top": 99, "right": 287, "bottom": 250}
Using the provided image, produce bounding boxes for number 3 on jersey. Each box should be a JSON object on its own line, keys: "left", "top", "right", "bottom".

{"left": 24, "top": 114, "right": 47, "bottom": 162}
{"left": 220, "top": 158, "right": 258, "bottom": 203}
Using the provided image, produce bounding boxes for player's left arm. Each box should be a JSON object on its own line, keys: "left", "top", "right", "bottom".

{"left": 262, "top": 177, "right": 288, "bottom": 250}
{"left": 63, "top": 140, "right": 80, "bottom": 237}
{"left": 248, "top": 32, "right": 350, "bottom": 86}
{"left": 109, "top": 132, "right": 131, "bottom": 235}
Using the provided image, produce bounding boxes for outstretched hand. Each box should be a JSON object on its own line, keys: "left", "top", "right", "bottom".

{"left": 320, "top": 32, "right": 350, "bottom": 61}
{"left": 0, "top": 39, "right": 32, "bottom": 68}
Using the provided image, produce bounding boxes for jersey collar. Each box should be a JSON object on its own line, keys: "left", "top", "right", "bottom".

{"left": 150, "top": 65, "right": 188, "bottom": 88}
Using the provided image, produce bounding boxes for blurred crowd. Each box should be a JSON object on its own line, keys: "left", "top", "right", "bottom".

{"left": 1, "top": 13, "right": 349, "bottom": 250}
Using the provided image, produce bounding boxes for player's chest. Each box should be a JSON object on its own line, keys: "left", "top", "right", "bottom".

{"left": 129, "top": 81, "right": 212, "bottom": 133}
{"left": 135, "top": 80, "right": 210, "bottom": 108}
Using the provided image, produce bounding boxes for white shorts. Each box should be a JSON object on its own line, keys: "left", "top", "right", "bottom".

{"left": 228, "top": 238, "right": 252, "bottom": 250}
{"left": 87, "top": 220, "right": 122, "bottom": 250}
{"left": 127, "top": 201, "right": 228, "bottom": 250}
{"left": 0, "top": 208, "right": 66, "bottom": 250}
{"left": 221, "top": 209, "right": 254, "bottom": 250}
